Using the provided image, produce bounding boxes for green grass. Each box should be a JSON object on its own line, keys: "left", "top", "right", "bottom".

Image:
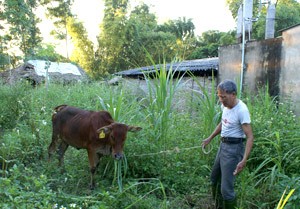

{"left": 0, "top": 79, "right": 300, "bottom": 208}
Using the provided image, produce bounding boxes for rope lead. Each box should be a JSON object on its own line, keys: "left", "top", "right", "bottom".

{"left": 131, "top": 144, "right": 213, "bottom": 157}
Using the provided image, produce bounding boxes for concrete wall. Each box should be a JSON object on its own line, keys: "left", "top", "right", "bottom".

{"left": 280, "top": 26, "right": 300, "bottom": 116}
{"left": 218, "top": 44, "right": 242, "bottom": 84}
{"left": 219, "top": 38, "right": 282, "bottom": 97}
{"left": 219, "top": 24, "right": 300, "bottom": 115}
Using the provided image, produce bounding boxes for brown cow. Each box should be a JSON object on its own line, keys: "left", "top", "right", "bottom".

{"left": 48, "top": 104, "right": 142, "bottom": 189}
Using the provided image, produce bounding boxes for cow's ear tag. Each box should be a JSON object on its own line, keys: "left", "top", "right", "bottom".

{"left": 99, "top": 130, "right": 105, "bottom": 139}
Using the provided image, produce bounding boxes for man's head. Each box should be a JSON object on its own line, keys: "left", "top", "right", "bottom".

{"left": 217, "top": 80, "right": 238, "bottom": 108}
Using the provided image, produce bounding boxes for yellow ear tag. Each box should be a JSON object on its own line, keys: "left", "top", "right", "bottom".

{"left": 99, "top": 130, "right": 105, "bottom": 139}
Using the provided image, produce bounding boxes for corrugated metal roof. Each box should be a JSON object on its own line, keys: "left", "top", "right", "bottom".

{"left": 116, "top": 57, "right": 218, "bottom": 77}
{"left": 28, "top": 60, "right": 82, "bottom": 76}
{"left": 278, "top": 23, "right": 300, "bottom": 32}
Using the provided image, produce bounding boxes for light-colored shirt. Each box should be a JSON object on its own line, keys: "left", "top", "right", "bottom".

{"left": 221, "top": 100, "right": 251, "bottom": 138}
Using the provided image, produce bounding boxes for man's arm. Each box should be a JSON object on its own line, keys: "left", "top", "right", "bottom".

{"left": 202, "top": 122, "right": 222, "bottom": 147}
{"left": 233, "top": 123, "right": 254, "bottom": 175}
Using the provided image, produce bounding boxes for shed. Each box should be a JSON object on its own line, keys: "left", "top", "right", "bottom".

{"left": 0, "top": 60, "right": 89, "bottom": 85}
{"left": 112, "top": 58, "right": 218, "bottom": 111}
{"left": 115, "top": 57, "right": 219, "bottom": 79}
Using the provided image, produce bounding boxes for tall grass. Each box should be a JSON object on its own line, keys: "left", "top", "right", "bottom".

{"left": 113, "top": 158, "right": 128, "bottom": 193}
{"left": 122, "top": 178, "right": 167, "bottom": 209}
{"left": 276, "top": 188, "right": 296, "bottom": 209}
{"left": 97, "top": 86, "right": 124, "bottom": 121}
{"left": 143, "top": 59, "right": 184, "bottom": 149}
{"left": 237, "top": 86, "right": 300, "bottom": 208}
{"left": 188, "top": 73, "right": 220, "bottom": 136}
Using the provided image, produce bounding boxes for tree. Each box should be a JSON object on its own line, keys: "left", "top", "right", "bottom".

{"left": 275, "top": 0, "right": 300, "bottom": 34}
{"left": 96, "top": 0, "right": 129, "bottom": 75}
{"left": 119, "top": 3, "right": 156, "bottom": 68}
{"left": 95, "top": 1, "right": 209, "bottom": 76}
{"left": 96, "top": 1, "right": 197, "bottom": 76}
{"left": 33, "top": 43, "right": 66, "bottom": 62}
{"left": 123, "top": 3, "right": 179, "bottom": 68}
{"left": 156, "top": 17, "right": 196, "bottom": 60}
{"left": 0, "top": 0, "right": 42, "bottom": 59}
{"left": 188, "top": 30, "right": 235, "bottom": 59}
{"left": 226, "top": 0, "right": 300, "bottom": 40}
{"left": 67, "top": 17, "right": 95, "bottom": 75}
{"left": 0, "top": 28, "right": 11, "bottom": 70}
{"left": 137, "top": 31, "right": 177, "bottom": 65}
{"left": 156, "top": 17, "right": 195, "bottom": 40}
{"left": 42, "top": 0, "right": 74, "bottom": 59}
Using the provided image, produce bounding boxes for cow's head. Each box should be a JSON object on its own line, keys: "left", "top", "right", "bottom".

{"left": 96, "top": 123, "right": 142, "bottom": 160}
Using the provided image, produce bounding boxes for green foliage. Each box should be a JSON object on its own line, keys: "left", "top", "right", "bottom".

{"left": 189, "top": 73, "right": 221, "bottom": 136}
{"left": 43, "top": 0, "right": 74, "bottom": 59}
{"left": 274, "top": 0, "right": 300, "bottom": 34}
{"left": 98, "top": 86, "right": 124, "bottom": 121}
{"left": 237, "top": 87, "right": 300, "bottom": 208}
{"left": 188, "top": 30, "right": 235, "bottom": 59}
{"left": 137, "top": 31, "right": 177, "bottom": 64}
{"left": 2, "top": 0, "right": 240, "bottom": 76}
{"left": 27, "top": 43, "right": 67, "bottom": 62}
{"left": 226, "top": 0, "right": 300, "bottom": 41}
{"left": 0, "top": 33, "right": 11, "bottom": 57}
{"left": 251, "top": 0, "right": 300, "bottom": 40}
{"left": 67, "top": 17, "right": 95, "bottom": 75}
{"left": 276, "top": 188, "right": 295, "bottom": 209}
{"left": 156, "top": 17, "right": 195, "bottom": 40}
{"left": 0, "top": 82, "right": 32, "bottom": 129}
{"left": 123, "top": 4, "right": 180, "bottom": 69}
{"left": 143, "top": 58, "right": 184, "bottom": 147}
{"left": 44, "top": 0, "right": 74, "bottom": 37}
{"left": 226, "top": 0, "right": 264, "bottom": 20}
{"left": 153, "top": 17, "right": 197, "bottom": 61}
{"left": 0, "top": 53, "right": 10, "bottom": 71}
{"left": 1, "top": 0, "right": 42, "bottom": 58}
{"left": 0, "top": 79, "right": 300, "bottom": 208}
{"left": 95, "top": 1, "right": 199, "bottom": 76}
{"left": 96, "top": 0, "right": 129, "bottom": 75}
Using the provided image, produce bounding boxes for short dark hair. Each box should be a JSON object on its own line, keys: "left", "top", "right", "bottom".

{"left": 217, "top": 79, "right": 237, "bottom": 94}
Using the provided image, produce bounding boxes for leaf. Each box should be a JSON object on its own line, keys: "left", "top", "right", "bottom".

{"left": 276, "top": 188, "right": 296, "bottom": 209}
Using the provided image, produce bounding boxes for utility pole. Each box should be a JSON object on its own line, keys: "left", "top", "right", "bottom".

{"left": 240, "top": 0, "right": 253, "bottom": 95}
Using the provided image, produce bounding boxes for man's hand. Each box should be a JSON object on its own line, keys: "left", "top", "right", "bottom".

{"left": 233, "top": 160, "right": 246, "bottom": 175}
{"left": 201, "top": 138, "right": 211, "bottom": 148}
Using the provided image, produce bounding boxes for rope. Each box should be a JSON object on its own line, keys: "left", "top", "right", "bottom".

{"left": 130, "top": 144, "right": 213, "bottom": 157}
{"left": 202, "top": 144, "right": 213, "bottom": 154}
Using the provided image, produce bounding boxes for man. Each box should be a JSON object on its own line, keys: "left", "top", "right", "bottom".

{"left": 202, "top": 79, "right": 254, "bottom": 209}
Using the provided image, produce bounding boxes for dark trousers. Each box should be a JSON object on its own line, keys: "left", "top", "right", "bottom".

{"left": 210, "top": 141, "right": 244, "bottom": 200}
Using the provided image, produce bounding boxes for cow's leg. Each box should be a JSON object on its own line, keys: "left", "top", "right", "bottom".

{"left": 87, "top": 149, "right": 100, "bottom": 190}
{"left": 96, "top": 153, "right": 103, "bottom": 168}
{"left": 57, "top": 141, "right": 69, "bottom": 168}
{"left": 48, "top": 133, "right": 59, "bottom": 161}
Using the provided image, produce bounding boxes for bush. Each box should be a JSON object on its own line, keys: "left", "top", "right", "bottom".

{"left": 0, "top": 82, "right": 32, "bottom": 130}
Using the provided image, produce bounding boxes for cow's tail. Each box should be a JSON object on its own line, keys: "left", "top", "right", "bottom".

{"left": 52, "top": 104, "right": 68, "bottom": 119}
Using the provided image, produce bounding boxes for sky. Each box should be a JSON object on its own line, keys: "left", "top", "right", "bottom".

{"left": 71, "top": 0, "right": 237, "bottom": 43}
